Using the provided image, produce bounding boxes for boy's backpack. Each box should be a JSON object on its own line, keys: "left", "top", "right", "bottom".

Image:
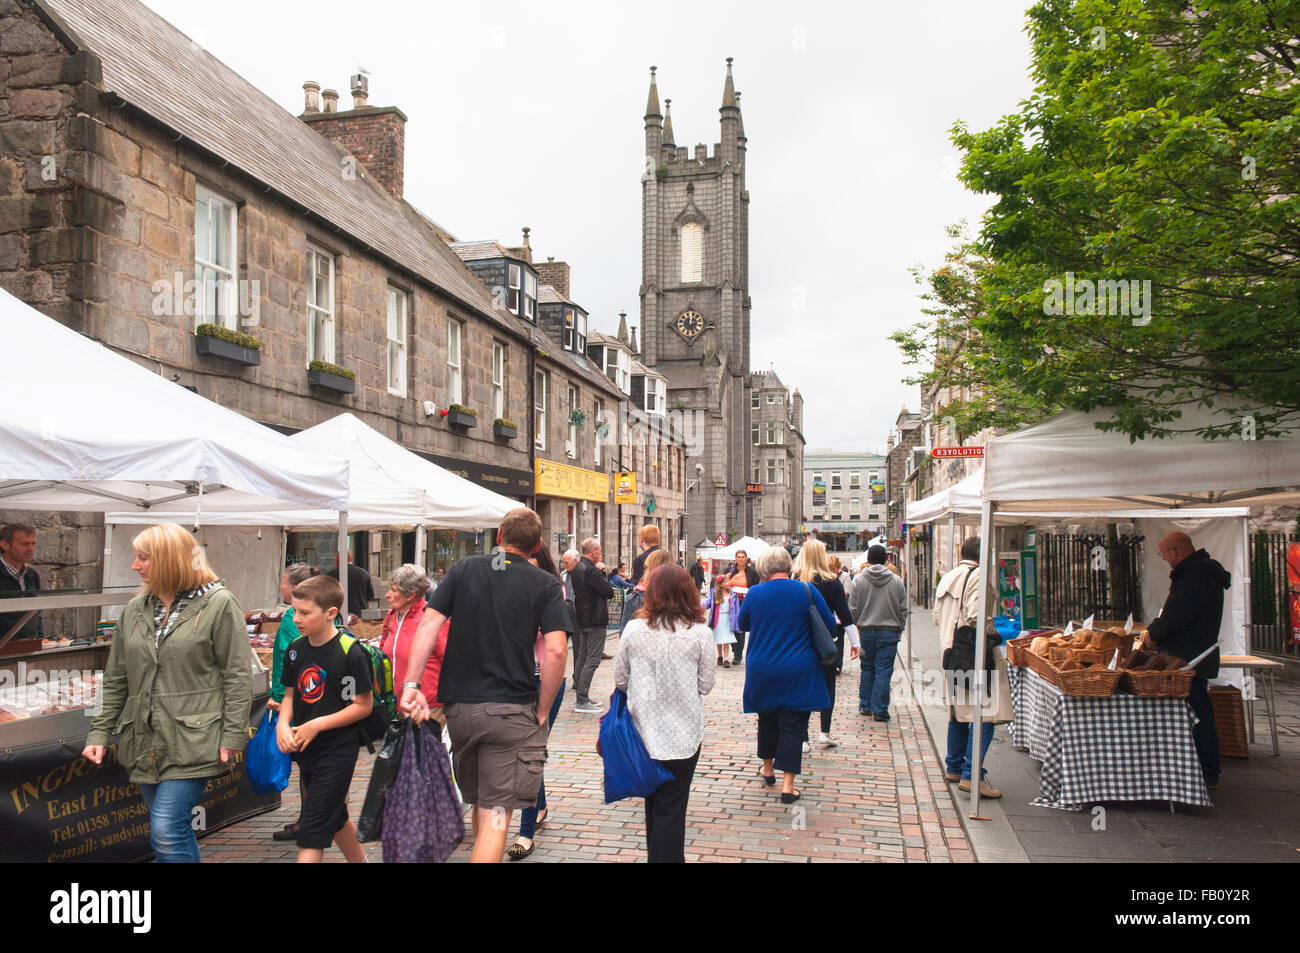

{"left": 338, "top": 630, "right": 397, "bottom": 749}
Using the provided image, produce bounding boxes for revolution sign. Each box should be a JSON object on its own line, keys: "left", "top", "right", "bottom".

{"left": 930, "top": 447, "right": 984, "bottom": 458}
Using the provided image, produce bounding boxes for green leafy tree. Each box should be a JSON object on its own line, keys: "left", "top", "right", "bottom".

{"left": 945, "top": 0, "right": 1300, "bottom": 440}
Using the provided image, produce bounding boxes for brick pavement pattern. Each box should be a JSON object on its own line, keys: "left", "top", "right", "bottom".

{"left": 209, "top": 631, "right": 973, "bottom": 863}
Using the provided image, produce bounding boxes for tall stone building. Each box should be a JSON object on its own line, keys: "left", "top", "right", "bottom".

{"left": 749, "top": 369, "right": 804, "bottom": 543}
{"left": 638, "top": 61, "right": 751, "bottom": 550}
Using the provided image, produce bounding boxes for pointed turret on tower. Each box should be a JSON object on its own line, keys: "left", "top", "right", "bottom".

{"left": 661, "top": 98, "right": 676, "bottom": 163}
{"left": 644, "top": 66, "right": 663, "bottom": 158}
{"left": 719, "top": 57, "right": 740, "bottom": 167}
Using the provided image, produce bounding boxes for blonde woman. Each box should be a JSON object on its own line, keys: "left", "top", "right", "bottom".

{"left": 84, "top": 524, "right": 252, "bottom": 862}
{"left": 792, "top": 540, "right": 854, "bottom": 747}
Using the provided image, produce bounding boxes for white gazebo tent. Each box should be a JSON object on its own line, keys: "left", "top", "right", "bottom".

{"left": 963, "top": 404, "right": 1300, "bottom": 815}
{"left": 0, "top": 287, "right": 352, "bottom": 617}
{"left": 904, "top": 468, "right": 1251, "bottom": 673}
{"left": 696, "top": 535, "right": 774, "bottom": 565}
{"left": 106, "top": 413, "right": 519, "bottom": 605}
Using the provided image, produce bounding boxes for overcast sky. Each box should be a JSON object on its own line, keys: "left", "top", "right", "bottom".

{"left": 144, "top": 0, "right": 1036, "bottom": 453}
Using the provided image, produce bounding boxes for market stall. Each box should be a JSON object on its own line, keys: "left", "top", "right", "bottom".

{"left": 105, "top": 413, "right": 519, "bottom": 608}
{"left": 0, "top": 288, "right": 351, "bottom": 861}
{"left": 963, "top": 403, "right": 1300, "bottom": 815}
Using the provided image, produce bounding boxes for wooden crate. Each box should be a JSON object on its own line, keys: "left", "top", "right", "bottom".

{"left": 1209, "top": 686, "right": 1248, "bottom": 759}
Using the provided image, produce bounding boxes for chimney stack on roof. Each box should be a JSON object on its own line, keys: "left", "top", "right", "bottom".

{"left": 303, "top": 80, "right": 321, "bottom": 113}
{"left": 536, "top": 258, "right": 571, "bottom": 300}
{"left": 350, "top": 73, "right": 368, "bottom": 109}
{"left": 300, "top": 75, "right": 408, "bottom": 199}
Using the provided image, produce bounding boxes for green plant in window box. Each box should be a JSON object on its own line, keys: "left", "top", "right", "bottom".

{"left": 448, "top": 404, "right": 477, "bottom": 417}
{"left": 308, "top": 360, "right": 356, "bottom": 380}
{"left": 196, "top": 323, "right": 261, "bottom": 350}
{"left": 494, "top": 418, "right": 517, "bottom": 430}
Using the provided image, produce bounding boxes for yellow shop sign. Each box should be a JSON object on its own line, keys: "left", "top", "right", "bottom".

{"left": 613, "top": 471, "right": 637, "bottom": 505}
{"left": 535, "top": 459, "right": 609, "bottom": 503}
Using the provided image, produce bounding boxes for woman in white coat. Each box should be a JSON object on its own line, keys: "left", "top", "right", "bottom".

{"left": 933, "top": 536, "right": 1010, "bottom": 799}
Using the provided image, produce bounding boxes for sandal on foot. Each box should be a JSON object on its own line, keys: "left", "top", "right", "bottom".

{"left": 507, "top": 839, "right": 535, "bottom": 861}
{"left": 781, "top": 790, "right": 801, "bottom": 804}
{"left": 758, "top": 769, "right": 776, "bottom": 786}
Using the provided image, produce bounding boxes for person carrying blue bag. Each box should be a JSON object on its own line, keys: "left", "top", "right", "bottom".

{"left": 611, "top": 563, "right": 716, "bottom": 863}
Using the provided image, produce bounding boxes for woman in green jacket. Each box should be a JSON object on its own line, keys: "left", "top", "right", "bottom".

{"left": 84, "top": 523, "right": 252, "bottom": 863}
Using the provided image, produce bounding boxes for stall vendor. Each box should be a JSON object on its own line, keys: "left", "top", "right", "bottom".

{"left": 0, "top": 522, "right": 42, "bottom": 640}
{"left": 1143, "top": 532, "right": 1229, "bottom": 789}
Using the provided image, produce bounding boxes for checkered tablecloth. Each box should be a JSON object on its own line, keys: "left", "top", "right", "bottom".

{"left": 1007, "top": 665, "right": 1213, "bottom": 812}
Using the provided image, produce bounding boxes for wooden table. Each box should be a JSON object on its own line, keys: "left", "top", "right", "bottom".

{"left": 1220, "top": 655, "right": 1282, "bottom": 757}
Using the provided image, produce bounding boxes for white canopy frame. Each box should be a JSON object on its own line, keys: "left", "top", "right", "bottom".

{"left": 963, "top": 404, "right": 1300, "bottom": 818}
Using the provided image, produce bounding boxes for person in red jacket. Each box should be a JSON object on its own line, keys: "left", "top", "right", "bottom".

{"left": 380, "top": 564, "right": 449, "bottom": 725}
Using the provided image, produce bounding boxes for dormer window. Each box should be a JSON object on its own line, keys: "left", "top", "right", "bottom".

{"left": 564, "top": 309, "right": 575, "bottom": 349}
{"left": 523, "top": 270, "right": 537, "bottom": 321}
{"left": 605, "top": 347, "right": 631, "bottom": 394}
{"left": 645, "top": 378, "right": 665, "bottom": 415}
{"left": 576, "top": 312, "right": 587, "bottom": 353}
{"left": 508, "top": 264, "right": 521, "bottom": 311}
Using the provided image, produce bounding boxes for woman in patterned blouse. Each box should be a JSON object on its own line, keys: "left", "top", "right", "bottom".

{"left": 614, "top": 563, "right": 715, "bottom": 863}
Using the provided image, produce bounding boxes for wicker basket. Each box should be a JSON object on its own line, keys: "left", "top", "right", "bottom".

{"left": 1006, "top": 635, "right": 1035, "bottom": 667}
{"left": 1053, "top": 666, "right": 1123, "bottom": 697}
{"left": 1119, "top": 668, "right": 1195, "bottom": 698}
{"left": 1022, "top": 647, "right": 1061, "bottom": 686}
{"left": 1071, "top": 647, "right": 1114, "bottom": 666}
{"left": 1209, "top": 686, "right": 1249, "bottom": 759}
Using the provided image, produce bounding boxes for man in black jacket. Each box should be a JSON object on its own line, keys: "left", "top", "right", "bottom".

{"left": 0, "top": 523, "right": 42, "bottom": 641}
{"left": 1144, "top": 532, "right": 1230, "bottom": 787}
{"left": 571, "top": 538, "right": 614, "bottom": 713}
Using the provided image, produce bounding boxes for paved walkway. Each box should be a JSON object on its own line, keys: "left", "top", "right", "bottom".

{"left": 909, "top": 609, "right": 1300, "bottom": 863}
{"left": 208, "top": 627, "right": 974, "bottom": 863}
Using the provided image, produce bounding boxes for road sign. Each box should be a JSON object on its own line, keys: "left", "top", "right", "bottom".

{"left": 714, "top": 533, "right": 727, "bottom": 546}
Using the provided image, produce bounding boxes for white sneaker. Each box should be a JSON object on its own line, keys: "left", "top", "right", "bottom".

{"left": 802, "top": 741, "right": 810, "bottom": 755}
{"left": 818, "top": 732, "right": 838, "bottom": 749}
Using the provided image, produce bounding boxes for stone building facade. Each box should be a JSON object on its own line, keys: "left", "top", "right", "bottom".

{"left": 749, "top": 369, "right": 804, "bottom": 543}
{"left": 0, "top": 0, "right": 625, "bottom": 611}
{"left": 803, "top": 449, "right": 888, "bottom": 552}
{"left": 637, "top": 62, "right": 752, "bottom": 550}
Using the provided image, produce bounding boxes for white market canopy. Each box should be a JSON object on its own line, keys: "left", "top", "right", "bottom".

{"left": 0, "top": 288, "right": 349, "bottom": 514}
{"left": 109, "top": 413, "right": 518, "bottom": 531}
{"left": 907, "top": 471, "right": 984, "bottom": 525}
{"left": 982, "top": 405, "right": 1300, "bottom": 513}
{"left": 699, "top": 535, "right": 774, "bottom": 561}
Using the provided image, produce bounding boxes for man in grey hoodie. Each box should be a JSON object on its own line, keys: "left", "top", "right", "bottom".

{"left": 849, "top": 545, "right": 907, "bottom": 721}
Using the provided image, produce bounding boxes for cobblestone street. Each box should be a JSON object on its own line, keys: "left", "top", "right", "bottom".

{"left": 209, "top": 630, "right": 974, "bottom": 863}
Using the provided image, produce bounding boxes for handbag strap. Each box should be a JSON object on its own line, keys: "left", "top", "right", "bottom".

{"left": 956, "top": 568, "right": 976, "bottom": 624}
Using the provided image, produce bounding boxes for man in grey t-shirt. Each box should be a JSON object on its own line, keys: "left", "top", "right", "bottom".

{"left": 848, "top": 545, "right": 907, "bottom": 721}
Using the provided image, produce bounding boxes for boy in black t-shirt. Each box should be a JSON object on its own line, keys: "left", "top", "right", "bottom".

{"left": 277, "top": 575, "right": 373, "bottom": 863}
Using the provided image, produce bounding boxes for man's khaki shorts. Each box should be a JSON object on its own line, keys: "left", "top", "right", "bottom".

{"left": 443, "top": 701, "right": 548, "bottom": 811}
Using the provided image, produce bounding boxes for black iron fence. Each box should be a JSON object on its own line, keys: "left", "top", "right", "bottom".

{"left": 1250, "top": 531, "right": 1299, "bottom": 656}
{"left": 1038, "top": 532, "right": 1144, "bottom": 626}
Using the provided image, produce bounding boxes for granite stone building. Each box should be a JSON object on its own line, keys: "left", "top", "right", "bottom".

{"left": 637, "top": 61, "right": 753, "bottom": 551}
{"left": 0, "top": 0, "right": 621, "bottom": 600}
{"left": 749, "top": 369, "right": 805, "bottom": 543}
{"left": 803, "top": 449, "right": 888, "bottom": 552}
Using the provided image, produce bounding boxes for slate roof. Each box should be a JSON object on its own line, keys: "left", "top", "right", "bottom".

{"left": 37, "top": 0, "right": 622, "bottom": 401}
{"left": 39, "top": 0, "right": 516, "bottom": 334}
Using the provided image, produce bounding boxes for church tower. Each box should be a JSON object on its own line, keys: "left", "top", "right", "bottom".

{"left": 639, "top": 59, "right": 752, "bottom": 548}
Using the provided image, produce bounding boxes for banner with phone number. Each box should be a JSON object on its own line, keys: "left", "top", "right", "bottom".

{"left": 0, "top": 695, "right": 278, "bottom": 862}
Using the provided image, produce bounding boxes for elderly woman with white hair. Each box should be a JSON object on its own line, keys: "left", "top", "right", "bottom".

{"left": 380, "top": 564, "right": 448, "bottom": 725}
{"left": 736, "top": 547, "right": 836, "bottom": 804}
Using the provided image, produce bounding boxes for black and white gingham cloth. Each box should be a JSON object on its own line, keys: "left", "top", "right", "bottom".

{"left": 1007, "top": 665, "right": 1213, "bottom": 812}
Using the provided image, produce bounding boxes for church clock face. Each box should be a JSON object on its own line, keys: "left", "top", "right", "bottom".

{"left": 673, "top": 309, "right": 707, "bottom": 341}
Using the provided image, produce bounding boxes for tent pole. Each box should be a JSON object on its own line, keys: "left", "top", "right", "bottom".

{"left": 337, "top": 511, "right": 349, "bottom": 624}
{"left": 948, "top": 512, "right": 956, "bottom": 576}
{"left": 1241, "top": 516, "right": 1252, "bottom": 656}
{"left": 970, "top": 499, "right": 994, "bottom": 820}
{"left": 904, "top": 528, "right": 913, "bottom": 668}
{"left": 415, "top": 524, "right": 426, "bottom": 569}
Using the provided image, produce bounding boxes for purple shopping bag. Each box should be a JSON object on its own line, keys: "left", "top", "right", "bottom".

{"left": 381, "top": 719, "right": 464, "bottom": 863}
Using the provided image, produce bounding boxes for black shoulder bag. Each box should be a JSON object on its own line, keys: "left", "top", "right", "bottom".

{"left": 941, "top": 568, "right": 1000, "bottom": 677}
{"left": 804, "top": 583, "right": 839, "bottom": 667}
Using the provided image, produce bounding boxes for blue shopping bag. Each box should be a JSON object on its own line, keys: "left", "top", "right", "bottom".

{"left": 598, "top": 689, "right": 673, "bottom": 804}
{"left": 247, "top": 707, "right": 291, "bottom": 794}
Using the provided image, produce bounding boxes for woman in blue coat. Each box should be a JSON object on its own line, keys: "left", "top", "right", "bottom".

{"left": 737, "top": 547, "right": 835, "bottom": 804}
